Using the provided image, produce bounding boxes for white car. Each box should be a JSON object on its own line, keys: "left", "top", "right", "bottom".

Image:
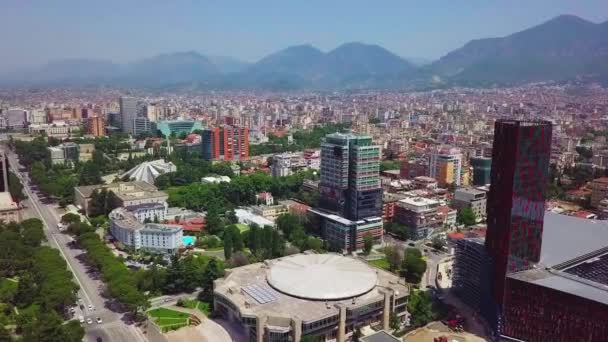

{"left": 87, "top": 318, "right": 93, "bottom": 324}
{"left": 78, "top": 316, "right": 84, "bottom": 323}
{"left": 88, "top": 304, "right": 94, "bottom": 311}
{"left": 96, "top": 317, "right": 103, "bottom": 324}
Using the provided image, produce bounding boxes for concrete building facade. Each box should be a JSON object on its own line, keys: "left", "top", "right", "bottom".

{"left": 213, "top": 254, "right": 408, "bottom": 342}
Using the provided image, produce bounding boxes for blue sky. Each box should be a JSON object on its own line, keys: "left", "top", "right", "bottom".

{"left": 1, "top": 0, "right": 607, "bottom": 70}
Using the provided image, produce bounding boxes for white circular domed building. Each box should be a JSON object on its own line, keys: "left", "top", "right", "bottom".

{"left": 213, "top": 253, "right": 409, "bottom": 342}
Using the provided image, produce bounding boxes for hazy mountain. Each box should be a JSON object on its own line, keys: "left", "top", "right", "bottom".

{"left": 207, "top": 55, "right": 250, "bottom": 73}
{"left": 241, "top": 42, "right": 414, "bottom": 88}
{"left": 245, "top": 45, "right": 325, "bottom": 79}
{"left": 3, "top": 15, "right": 608, "bottom": 89}
{"left": 430, "top": 15, "right": 608, "bottom": 84}
{"left": 122, "top": 51, "right": 220, "bottom": 86}
{"left": 0, "top": 59, "right": 121, "bottom": 85}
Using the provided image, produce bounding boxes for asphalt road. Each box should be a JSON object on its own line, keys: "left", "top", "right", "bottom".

{"left": 7, "top": 150, "right": 147, "bottom": 342}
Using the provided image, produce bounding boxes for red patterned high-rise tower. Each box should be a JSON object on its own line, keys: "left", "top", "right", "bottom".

{"left": 485, "top": 120, "right": 552, "bottom": 306}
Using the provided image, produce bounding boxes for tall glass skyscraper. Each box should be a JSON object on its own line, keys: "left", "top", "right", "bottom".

{"left": 319, "top": 133, "right": 382, "bottom": 220}
{"left": 485, "top": 120, "right": 552, "bottom": 306}
{"left": 119, "top": 96, "right": 138, "bottom": 135}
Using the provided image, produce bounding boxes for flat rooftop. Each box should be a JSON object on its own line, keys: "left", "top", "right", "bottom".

{"left": 214, "top": 253, "right": 408, "bottom": 323}
{"left": 508, "top": 212, "right": 608, "bottom": 305}
{"left": 539, "top": 212, "right": 608, "bottom": 267}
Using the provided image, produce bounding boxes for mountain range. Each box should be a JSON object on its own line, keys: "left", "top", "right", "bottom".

{"left": 2, "top": 15, "right": 608, "bottom": 90}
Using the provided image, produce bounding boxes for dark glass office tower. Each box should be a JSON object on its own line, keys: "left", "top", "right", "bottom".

{"left": 485, "top": 120, "right": 552, "bottom": 306}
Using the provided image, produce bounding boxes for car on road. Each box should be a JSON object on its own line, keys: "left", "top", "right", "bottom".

{"left": 78, "top": 316, "right": 84, "bottom": 323}
{"left": 88, "top": 304, "right": 94, "bottom": 311}
{"left": 96, "top": 317, "right": 103, "bottom": 324}
{"left": 87, "top": 318, "right": 93, "bottom": 324}
{"left": 408, "top": 242, "right": 415, "bottom": 247}
{"left": 96, "top": 337, "right": 103, "bottom": 342}
{"left": 70, "top": 307, "right": 76, "bottom": 314}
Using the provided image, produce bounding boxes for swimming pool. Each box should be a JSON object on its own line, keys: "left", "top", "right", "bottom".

{"left": 183, "top": 236, "right": 196, "bottom": 246}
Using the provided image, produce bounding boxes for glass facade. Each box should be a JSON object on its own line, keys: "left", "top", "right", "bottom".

{"left": 486, "top": 120, "right": 552, "bottom": 307}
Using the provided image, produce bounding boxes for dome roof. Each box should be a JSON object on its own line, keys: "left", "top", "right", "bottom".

{"left": 267, "top": 254, "right": 378, "bottom": 300}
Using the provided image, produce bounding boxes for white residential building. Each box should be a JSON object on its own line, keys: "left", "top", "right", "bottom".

{"left": 109, "top": 208, "right": 183, "bottom": 254}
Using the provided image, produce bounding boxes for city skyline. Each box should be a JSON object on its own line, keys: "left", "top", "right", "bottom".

{"left": 2, "top": 0, "right": 608, "bottom": 72}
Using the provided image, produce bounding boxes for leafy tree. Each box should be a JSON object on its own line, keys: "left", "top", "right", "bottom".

{"left": 248, "top": 223, "right": 261, "bottom": 255}
{"left": 61, "top": 213, "right": 81, "bottom": 225}
{"left": 14, "top": 273, "right": 36, "bottom": 308}
{"left": 380, "top": 160, "right": 400, "bottom": 171}
{"left": 431, "top": 236, "right": 446, "bottom": 251}
{"left": 201, "top": 259, "right": 222, "bottom": 302}
{"left": 401, "top": 248, "right": 427, "bottom": 284}
{"left": 384, "top": 245, "right": 401, "bottom": 272}
{"left": 60, "top": 320, "right": 85, "bottom": 342}
{"left": 407, "top": 290, "right": 434, "bottom": 327}
{"left": 384, "top": 222, "right": 409, "bottom": 240}
{"left": 306, "top": 237, "right": 323, "bottom": 252}
{"left": 223, "top": 232, "right": 233, "bottom": 260}
{"left": 8, "top": 171, "right": 26, "bottom": 202}
{"left": 276, "top": 213, "right": 301, "bottom": 238}
{"left": 226, "top": 209, "right": 239, "bottom": 224}
{"left": 20, "top": 219, "right": 45, "bottom": 247}
{"left": 363, "top": 232, "right": 374, "bottom": 255}
{"left": 78, "top": 161, "right": 102, "bottom": 186}
{"left": 271, "top": 229, "right": 284, "bottom": 257}
{"left": 456, "top": 207, "right": 476, "bottom": 226}
{"left": 390, "top": 311, "right": 401, "bottom": 330}
{"left": 205, "top": 208, "right": 224, "bottom": 235}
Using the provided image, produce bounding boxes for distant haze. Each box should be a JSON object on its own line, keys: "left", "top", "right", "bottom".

{"left": 1, "top": 0, "right": 607, "bottom": 72}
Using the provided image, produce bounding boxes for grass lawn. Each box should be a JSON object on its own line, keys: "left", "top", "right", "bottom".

{"left": 368, "top": 258, "right": 391, "bottom": 271}
{"left": 148, "top": 307, "right": 189, "bottom": 319}
{"left": 182, "top": 299, "right": 211, "bottom": 315}
{"left": 148, "top": 307, "right": 191, "bottom": 332}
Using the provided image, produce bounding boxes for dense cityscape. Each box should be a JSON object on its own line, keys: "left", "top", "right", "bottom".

{"left": 1, "top": 3, "right": 608, "bottom": 342}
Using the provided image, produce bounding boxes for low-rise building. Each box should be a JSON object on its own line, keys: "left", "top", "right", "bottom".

{"left": 74, "top": 181, "right": 168, "bottom": 216}
{"left": 201, "top": 175, "right": 231, "bottom": 184}
{"left": 452, "top": 188, "right": 487, "bottom": 222}
{"left": 309, "top": 208, "right": 383, "bottom": 252}
{"left": 0, "top": 192, "right": 21, "bottom": 223}
{"left": 251, "top": 204, "right": 288, "bottom": 220}
{"left": 256, "top": 192, "right": 274, "bottom": 206}
{"left": 125, "top": 202, "right": 167, "bottom": 223}
{"left": 29, "top": 121, "right": 80, "bottom": 138}
{"left": 271, "top": 152, "right": 307, "bottom": 177}
{"left": 214, "top": 253, "right": 408, "bottom": 342}
{"left": 394, "top": 197, "right": 442, "bottom": 240}
{"left": 109, "top": 208, "right": 183, "bottom": 254}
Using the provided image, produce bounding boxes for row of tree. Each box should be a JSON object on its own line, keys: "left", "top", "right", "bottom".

{"left": 69, "top": 221, "right": 149, "bottom": 316}
{"left": 0, "top": 219, "right": 84, "bottom": 341}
